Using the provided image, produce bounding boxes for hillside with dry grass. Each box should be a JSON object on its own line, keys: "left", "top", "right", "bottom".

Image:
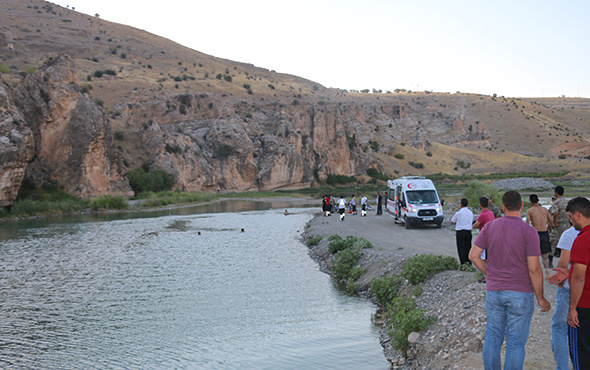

{"left": 1, "top": 0, "right": 589, "bottom": 199}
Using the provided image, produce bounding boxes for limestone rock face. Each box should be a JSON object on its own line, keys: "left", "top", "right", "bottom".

{"left": 10, "top": 55, "right": 131, "bottom": 201}
{"left": 0, "top": 84, "right": 34, "bottom": 206}
{"left": 120, "top": 94, "right": 490, "bottom": 193}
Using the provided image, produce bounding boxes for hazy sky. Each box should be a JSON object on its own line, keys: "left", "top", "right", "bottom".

{"left": 48, "top": 0, "right": 589, "bottom": 98}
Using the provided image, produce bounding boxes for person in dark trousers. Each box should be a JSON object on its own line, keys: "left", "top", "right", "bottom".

{"left": 451, "top": 198, "right": 473, "bottom": 264}
{"left": 376, "top": 192, "right": 383, "bottom": 215}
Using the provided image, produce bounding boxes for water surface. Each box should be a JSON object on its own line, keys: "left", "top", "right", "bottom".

{"left": 0, "top": 206, "right": 388, "bottom": 369}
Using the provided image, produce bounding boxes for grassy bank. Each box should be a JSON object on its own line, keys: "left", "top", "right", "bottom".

{"left": 3, "top": 170, "right": 584, "bottom": 220}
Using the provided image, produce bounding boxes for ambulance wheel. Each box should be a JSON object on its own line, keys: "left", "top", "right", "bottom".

{"left": 405, "top": 217, "right": 411, "bottom": 229}
{"left": 436, "top": 222, "right": 442, "bottom": 228}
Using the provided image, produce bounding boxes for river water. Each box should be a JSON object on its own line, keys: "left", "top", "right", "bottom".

{"left": 0, "top": 202, "right": 388, "bottom": 369}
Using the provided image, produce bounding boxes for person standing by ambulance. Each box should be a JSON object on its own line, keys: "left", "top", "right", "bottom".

{"left": 451, "top": 198, "right": 473, "bottom": 265}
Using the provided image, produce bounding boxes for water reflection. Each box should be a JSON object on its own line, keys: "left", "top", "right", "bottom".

{"left": 0, "top": 199, "right": 318, "bottom": 241}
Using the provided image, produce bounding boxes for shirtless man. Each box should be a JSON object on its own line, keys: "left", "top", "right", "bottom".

{"left": 526, "top": 194, "right": 554, "bottom": 268}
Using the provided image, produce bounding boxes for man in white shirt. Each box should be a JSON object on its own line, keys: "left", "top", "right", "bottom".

{"left": 451, "top": 198, "right": 474, "bottom": 264}
{"left": 337, "top": 195, "right": 347, "bottom": 221}
{"left": 361, "top": 194, "right": 368, "bottom": 217}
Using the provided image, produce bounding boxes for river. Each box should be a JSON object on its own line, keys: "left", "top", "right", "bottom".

{"left": 0, "top": 201, "right": 389, "bottom": 369}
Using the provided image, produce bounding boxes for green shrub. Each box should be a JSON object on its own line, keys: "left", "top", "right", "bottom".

{"left": 401, "top": 254, "right": 459, "bottom": 284}
{"left": 329, "top": 235, "right": 355, "bottom": 254}
{"left": 328, "top": 234, "right": 342, "bottom": 241}
{"left": 370, "top": 274, "right": 404, "bottom": 306}
{"left": 0, "top": 63, "right": 10, "bottom": 73}
{"left": 459, "top": 263, "right": 476, "bottom": 272}
{"left": 366, "top": 168, "right": 388, "bottom": 181}
{"left": 214, "top": 144, "right": 235, "bottom": 158}
{"left": 326, "top": 174, "right": 356, "bottom": 185}
{"left": 332, "top": 248, "right": 362, "bottom": 280}
{"left": 127, "top": 167, "right": 176, "bottom": 195}
{"left": 463, "top": 180, "right": 501, "bottom": 208}
{"left": 352, "top": 237, "right": 373, "bottom": 249}
{"left": 90, "top": 195, "right": 128, "bottom": 210}
{"left": 328, "top": 235, "right": 372, "bottom": 254}
{"left": 386, "top": 297, "right": 436, "bottom": 356}
{"left": 307, "top": 236, "right": 322, "bottom": 247}
{"left": 409, "top": 161, "right": 424, "bottom": 169}
{"left": 370, "top": 141, "right": 380, "bottom": 152}
{"left": 394, "top": 153, "right": 405, "bottom": 159}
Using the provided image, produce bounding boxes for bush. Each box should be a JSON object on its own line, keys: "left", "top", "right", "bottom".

{"left": 214, "top": 144, "right": 235, "bottom": 158}
{"left": 409, "top": 161, "right": 424, "bottom": 169}
{"left": 386, "top": 297, "right": 436, "bottom": 356}
{"left": 370, "top": 274, "right": 404, "bottom": 306}
{"left": 394, "top": 153, "right": 405, "bottom": 159}
{"left": 127, "top": 167, "right": 176, "bottom": 195}
{"left": 370, "top": 141, "right": 380, "bottom": 152}
{"left": 366, "top": 168, "right": 388, "bottom": 181}
{"left": 463, "top": 180, "right": 501, "bottom": 208}
{"left": 326, "top": 174, "right": 356, "bottom": 185}
{"left": 90, "top": 195, "right": 128, "bottom": 210}
{"left": 307, "top": 236, "right": 322, "bottom": 247}
{"left": 401, "top": 254, "right": 459, "bottom": 284}
{"left": 329, "top": 235, "right": 373, "bottom": 254}
{"left": 332, "top": 247, "right": 364, "bottom": 281}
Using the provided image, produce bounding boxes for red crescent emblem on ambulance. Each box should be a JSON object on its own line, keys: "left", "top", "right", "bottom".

{"left": 407, "top": 182, "right": 417, "bottom": 189}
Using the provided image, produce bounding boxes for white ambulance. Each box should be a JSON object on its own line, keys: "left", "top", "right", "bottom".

{"left": 386, "top": 176, "right": 444, "bottom": 229}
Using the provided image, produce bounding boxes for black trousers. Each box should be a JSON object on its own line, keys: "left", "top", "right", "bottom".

{"left": 570, "top": 307, "right": 590, "bottom": 369}
{"left": 456, "top": 230, "right": 472, "bottom": 264}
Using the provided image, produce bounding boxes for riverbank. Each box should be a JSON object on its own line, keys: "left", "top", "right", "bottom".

{"left": 302, "top": 210, "right": 559, "bottom": 369}
{"left": 0, "top": 195, "right": 317, "bottom": 223}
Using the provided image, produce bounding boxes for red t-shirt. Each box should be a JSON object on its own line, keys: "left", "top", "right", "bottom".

{"left": 569, "top": 225, "right": 590, "bottom": 308}
{"left": 477, "top": 209, "right": 495, "bottom": 230}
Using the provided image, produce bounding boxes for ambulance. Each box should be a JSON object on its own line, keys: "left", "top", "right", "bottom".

{"left": 386, "top": 176, "right": 444, "bottom": 229}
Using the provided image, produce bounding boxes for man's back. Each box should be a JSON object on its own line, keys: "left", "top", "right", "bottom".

{"left": 527, "top": 204, "right": 551, "bottom": 232}
{"left": 476, "top": 215, "right": 540, "bottom": 292}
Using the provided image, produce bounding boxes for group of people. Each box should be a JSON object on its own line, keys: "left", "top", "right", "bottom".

{"left": 449, "top": 186, "right": 590, "bottom": 369}
{"left": 321, "top": 193, "right": 386, "bottom": 220}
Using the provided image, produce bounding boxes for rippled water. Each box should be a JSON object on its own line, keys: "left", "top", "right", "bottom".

{"left": 0, "top": 206, "right": 388, "bottom": 369}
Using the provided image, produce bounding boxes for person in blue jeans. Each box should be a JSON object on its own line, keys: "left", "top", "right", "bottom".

{"left": 548, "top": 224, "right": 579, "bottom": 370}
{"left": 470, "top": 190, "right": 551, "bottom": 369}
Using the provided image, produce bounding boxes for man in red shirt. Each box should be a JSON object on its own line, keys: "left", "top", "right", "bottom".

{"left": 567, "top": 196, "right": 590, "bottom": 369}
{"left": 473, "top": 196, "right": 495, "bottom": 231}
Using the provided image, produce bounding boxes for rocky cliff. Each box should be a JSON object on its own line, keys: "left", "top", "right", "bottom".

{"left": 0, "top": 83, "right": 34, "bottom": 207}
{"left": 0, "top": 55, "right": 131, "bottom": 206}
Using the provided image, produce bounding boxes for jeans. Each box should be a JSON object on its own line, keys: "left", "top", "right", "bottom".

{"left": 483, "top": 290, "right": 534, "bottom": 370}
{"left": 551, "top": 287, "right": 571, "bottom": 370}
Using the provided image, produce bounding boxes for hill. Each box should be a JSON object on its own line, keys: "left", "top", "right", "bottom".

{"left": 1, "top": 0, "right": 589, "bottom": 205}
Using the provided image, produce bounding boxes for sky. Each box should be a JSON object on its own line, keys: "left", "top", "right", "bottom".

{"left": 48, "top": 0, "right": 590, "bottom": 98}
